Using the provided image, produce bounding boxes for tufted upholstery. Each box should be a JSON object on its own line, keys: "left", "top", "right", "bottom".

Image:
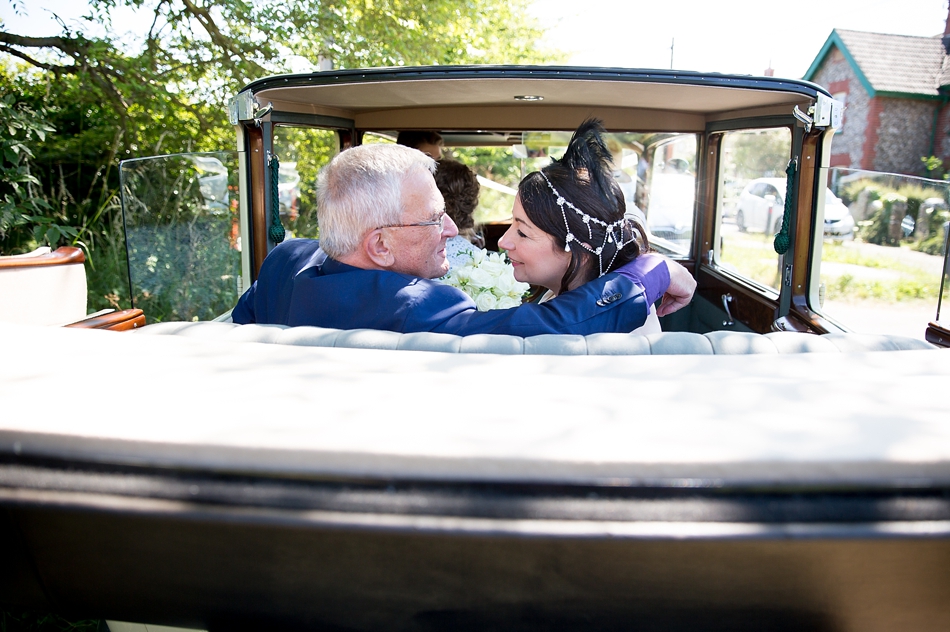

{"left": 135, "top": 321, "right": 937, "bottom": 355}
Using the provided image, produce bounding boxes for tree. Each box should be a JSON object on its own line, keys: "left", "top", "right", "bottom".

{"left": 0, "top": 92, "right": 62, "bottom": 252}
{"left": 0, "top": 0, "right": 559, "bottom": 305}
{"left": 2, "top": 0, "right": 555, "bottom": 155}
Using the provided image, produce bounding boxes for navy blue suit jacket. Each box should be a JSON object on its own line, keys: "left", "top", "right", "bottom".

{"left": 232, "top": 239, "right": 659, "bottom": 336}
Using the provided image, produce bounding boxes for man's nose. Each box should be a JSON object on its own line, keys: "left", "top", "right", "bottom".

{"left": 442, "top": 213, "right": 459, "bottom": 238}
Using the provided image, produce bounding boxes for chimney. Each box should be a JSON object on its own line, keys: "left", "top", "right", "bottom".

{"left": 764, "top": 64, "right": 774, "bottom": 77}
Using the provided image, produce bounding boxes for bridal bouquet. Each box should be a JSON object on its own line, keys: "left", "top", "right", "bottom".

{"left": 441, "top": 247, "right": 531, "bottom": 311}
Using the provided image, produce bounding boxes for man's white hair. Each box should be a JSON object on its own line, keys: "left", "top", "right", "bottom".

{"left": 317, "top": 144, "right": 437, "bottom": 258}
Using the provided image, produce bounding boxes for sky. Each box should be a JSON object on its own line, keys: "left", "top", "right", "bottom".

{"left": 2, "top": 0, "right": 949, "bottom": 80}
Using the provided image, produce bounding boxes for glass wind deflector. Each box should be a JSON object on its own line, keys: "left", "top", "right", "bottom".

{"left": 119, "top": 152, "right": 242, "bottom": 323}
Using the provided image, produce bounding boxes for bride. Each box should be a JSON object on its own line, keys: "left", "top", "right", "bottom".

{"left": 498, "top": 119, "right": 663, "bottom": 332}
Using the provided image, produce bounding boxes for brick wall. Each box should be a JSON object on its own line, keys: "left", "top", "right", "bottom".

{"left": 811, "top": 47, "right": 868, "bottom": 169}
{"left": 862, "top": 98, "right": 883, "bottom": 170}
{"left": 936, "top": 101, "right": 950, "bottom": 167}
{"left": 874, "top": 98, "right": 936, "bottom": 175}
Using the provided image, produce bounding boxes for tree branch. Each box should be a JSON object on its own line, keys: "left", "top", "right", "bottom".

{"left": 177, "top": 0, "right": 266, "bottom": 75}
{"left": 0, "top": 43, "right": 77, "bottom": 74}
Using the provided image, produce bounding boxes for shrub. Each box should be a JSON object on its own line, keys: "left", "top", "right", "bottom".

{"left": 843, "top": 178, "right": 946, "bottom": 247}
{"left": 860, "top": 191, "right": 906, "bottom": 246}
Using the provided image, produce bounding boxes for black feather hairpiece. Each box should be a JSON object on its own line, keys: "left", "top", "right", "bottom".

{"left": 539, "top": 118, "right": 639, "bottom": 276}
{"left": 551, "top": 118, "right": 616, "bottom": 199}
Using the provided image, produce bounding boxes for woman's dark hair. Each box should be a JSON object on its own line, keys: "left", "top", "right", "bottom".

{"left": 518, "top": 118, "right": 649, "bottom": 295}
{"left": 434, "top": 159, "right": 480, "bottom": 235}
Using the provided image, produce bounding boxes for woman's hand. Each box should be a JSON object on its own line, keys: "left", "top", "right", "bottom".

{"left": 657, "top": 260, "right": 697, "bottom": 317}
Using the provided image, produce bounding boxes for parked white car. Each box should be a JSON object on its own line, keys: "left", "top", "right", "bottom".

{"left": 736, "top": 177, "right": 855, "bottom": 239}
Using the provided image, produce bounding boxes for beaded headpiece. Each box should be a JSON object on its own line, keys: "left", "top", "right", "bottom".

{"left": 539, "top": 170, "right": 638, "bottom": 278}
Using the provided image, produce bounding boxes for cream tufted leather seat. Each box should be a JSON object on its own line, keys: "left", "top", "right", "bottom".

{"left": 136, "top": 321, "right": 936, "bottom": 355}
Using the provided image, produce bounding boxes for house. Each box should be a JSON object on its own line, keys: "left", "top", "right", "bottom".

{"left": 803, "top": 25, "right": 950, "bottom": 177}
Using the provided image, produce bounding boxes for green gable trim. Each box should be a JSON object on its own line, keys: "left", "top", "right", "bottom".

{"left": 803, "top": 30, "right": 876, "bottom": 97}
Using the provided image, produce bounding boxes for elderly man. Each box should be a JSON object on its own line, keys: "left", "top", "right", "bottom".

{"left": 232, "top": 144, "right": 694, "bottom": 335}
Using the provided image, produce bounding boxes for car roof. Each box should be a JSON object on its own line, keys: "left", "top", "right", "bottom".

{"left": 240, "top": 66, "right": 829, "bottom": 133}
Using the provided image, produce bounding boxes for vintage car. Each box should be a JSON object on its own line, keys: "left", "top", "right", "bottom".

{"left": 2, "top": 66, "right": 950, "bottom": 631}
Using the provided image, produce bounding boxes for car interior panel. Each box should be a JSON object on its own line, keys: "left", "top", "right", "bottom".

{"left": 0, "top": 246, "right": 88, "bottom": 327}
{"left": 0, "top": 246, "right": 146, "bottom": 331}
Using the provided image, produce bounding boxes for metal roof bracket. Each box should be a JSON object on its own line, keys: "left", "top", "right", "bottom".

{"left": 793, "top": 94, "right": 844, "bottom": 133}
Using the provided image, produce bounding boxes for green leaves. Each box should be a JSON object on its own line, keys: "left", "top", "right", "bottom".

{"left": 2, "top": 0, "right": 561, "bottom": 295}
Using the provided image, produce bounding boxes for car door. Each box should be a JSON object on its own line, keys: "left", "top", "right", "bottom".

{"left": 676, "top": 120, "right": 814, "bottom": 335}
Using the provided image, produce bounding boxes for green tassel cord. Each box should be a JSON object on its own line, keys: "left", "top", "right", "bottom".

{"left": 268, "top": 153, "right": 285, "bottom": 244}
{"left": 773, "top": 159, "right": 796, "bottom": 255}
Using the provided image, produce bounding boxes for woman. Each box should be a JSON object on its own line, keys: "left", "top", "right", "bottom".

{"left": 498, "top": 118, "right": 661, "bottom": 331}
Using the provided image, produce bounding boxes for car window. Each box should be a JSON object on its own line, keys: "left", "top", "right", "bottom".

{"left": 451, "top": 132, "right": 697, "bottom": 257}
{"left": 715, "top": 127, "right": 792, "bottom": 293}
{"left": 640, "top": 135, "right": 697, "bottom": 256}
{"left": 272, "top": 126, "right": 340, "bottom": 239}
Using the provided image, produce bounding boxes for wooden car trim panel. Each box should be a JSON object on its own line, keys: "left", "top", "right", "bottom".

{"left": 0, "top": 246, "right": 85, "bottom": 268}
{"left": 64, "top": 308, "right": 145, "bottom": 331}
{"left": 246, "top": 124, "right": 268, "bottom": 277}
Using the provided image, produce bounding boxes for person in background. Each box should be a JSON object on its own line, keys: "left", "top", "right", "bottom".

{"left": 434, "top": 159, "right": 485, "bottom": 271}
{"left": 397, "top": 130, "right": 443, "bottom": 160}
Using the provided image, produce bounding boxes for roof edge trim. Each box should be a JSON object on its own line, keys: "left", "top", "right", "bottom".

{"left": 239, "top": 65, "right": 830, "bottom": 100}
{"left": 803, "top": 31, "right": 876, "bottom": 98}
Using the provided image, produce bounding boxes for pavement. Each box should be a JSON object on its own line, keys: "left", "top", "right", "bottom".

{"left": 817, "top": 240, "right": 946, "bottom": 340}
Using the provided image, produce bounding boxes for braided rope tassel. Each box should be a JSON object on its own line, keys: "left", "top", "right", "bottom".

{"left": 773, "top": 159, "right": 796, "bottom": 255}
{"left": 268, "top": 153, "right": 285, "bottom": 244}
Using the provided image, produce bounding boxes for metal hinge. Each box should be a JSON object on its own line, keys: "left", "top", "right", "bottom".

{"left": 793, "top": 93, "right": 844, "bottom": 133}
{"left": 227, "top": 92, "right": 256, "bottom": 125}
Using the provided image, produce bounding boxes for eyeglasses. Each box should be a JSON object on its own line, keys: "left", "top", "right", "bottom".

{"left": 377, "top": 211, "right": 446, "bottom": 231}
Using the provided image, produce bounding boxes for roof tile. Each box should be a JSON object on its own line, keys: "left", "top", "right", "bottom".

{"left": 835, "top": 29, "right": 946, "bottom": 95}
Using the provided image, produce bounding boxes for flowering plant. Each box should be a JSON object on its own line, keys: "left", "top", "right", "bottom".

{"left": 441, "top": 247, "right": 531, "bottom": 311}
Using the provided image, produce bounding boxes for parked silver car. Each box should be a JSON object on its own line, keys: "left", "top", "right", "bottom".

{"left": 736, "top": 177, "right": 855, "bottom": 239}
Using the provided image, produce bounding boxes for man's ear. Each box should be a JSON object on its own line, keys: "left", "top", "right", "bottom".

{"left": 363, "top": 229, "right": 396, "bottom": 268}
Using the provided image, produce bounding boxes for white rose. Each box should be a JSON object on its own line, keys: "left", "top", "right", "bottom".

{"left": 480, "top": 260, "right": 508, "bottom": 278}
{"left": 496, "top": 296, "right": 523, "bottom": 309}
{"left": 468, "top": 266, "right": 494, "bottom": 289}
{"left": 494, "top": 272, "right": 515, "bottom": 294}
{"left": 474, "top": 291, "right": 498, "bottom": 311}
